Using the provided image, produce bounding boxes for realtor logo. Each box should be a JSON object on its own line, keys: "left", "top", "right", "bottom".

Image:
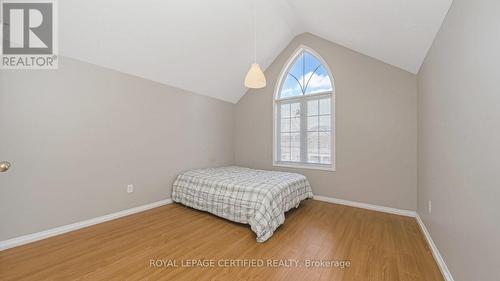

{"left": 1, "top": 0, "right": 58, "bottom": 69}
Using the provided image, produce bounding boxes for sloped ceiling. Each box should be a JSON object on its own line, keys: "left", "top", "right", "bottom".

{"left": 59, "top": 0, "right": 452, "bottom": 103}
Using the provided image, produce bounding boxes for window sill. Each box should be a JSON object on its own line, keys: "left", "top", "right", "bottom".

{"left": 273, "top": 162, "right": 335, "bottom": 172}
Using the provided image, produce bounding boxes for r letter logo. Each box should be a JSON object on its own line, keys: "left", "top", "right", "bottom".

{"left": 1, "top": 0, "right": 58, "bottom": 69}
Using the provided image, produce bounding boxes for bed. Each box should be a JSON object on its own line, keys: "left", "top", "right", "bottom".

{"left": 172, "top": 166, "right": 313, "bottom": 242}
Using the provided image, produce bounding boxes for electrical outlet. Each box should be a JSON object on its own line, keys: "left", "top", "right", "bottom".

{"left": 428, "top": 200, "right": 432, "bottom": 214}
{"left": 127, "top": 184, "right": 134, "bottom": 193}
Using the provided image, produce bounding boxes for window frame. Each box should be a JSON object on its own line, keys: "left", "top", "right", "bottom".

{"left": 273, "top": 45, "right": 336, "bottom": 171}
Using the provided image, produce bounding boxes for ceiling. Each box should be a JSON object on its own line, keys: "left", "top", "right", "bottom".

{"left": 59, "top": 0, "right": 452, "bottom": 103}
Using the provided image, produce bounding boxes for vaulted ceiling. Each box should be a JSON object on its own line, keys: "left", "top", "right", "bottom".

{"left": 59, "top": 0, "right": 452, "bottom": 103}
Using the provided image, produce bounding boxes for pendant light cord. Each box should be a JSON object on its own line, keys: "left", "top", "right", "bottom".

{"left": 254, "top": 2, "right": 257, "bottom": 63}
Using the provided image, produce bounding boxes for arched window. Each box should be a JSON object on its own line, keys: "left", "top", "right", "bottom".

{"left": 274, "top": 46, "right": 335, "bottom": 170}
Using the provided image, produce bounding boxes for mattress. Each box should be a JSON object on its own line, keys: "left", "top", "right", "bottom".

{"left": 172, "top": 166, "right": 313, "bottom": 242}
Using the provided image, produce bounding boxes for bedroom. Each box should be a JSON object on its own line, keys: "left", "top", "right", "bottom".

{"left": 0, "top": 0, "right": 498, "bottom": 280}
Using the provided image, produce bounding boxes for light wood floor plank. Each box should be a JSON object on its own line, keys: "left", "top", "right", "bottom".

{"left": 0, "top": 200, "right": 443, "bottom": 281}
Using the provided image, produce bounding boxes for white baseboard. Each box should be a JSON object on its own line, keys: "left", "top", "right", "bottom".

{"left": 0, "top": 198, "right": 173, "bottom": 251}
{"left": 313, "top": 195, "right": 417, "bottom": 217}
{"left": 416, "top": 214, "right": 455, "bottom": 281}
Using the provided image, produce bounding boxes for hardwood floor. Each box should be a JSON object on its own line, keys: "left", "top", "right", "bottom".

{"left": 0, "top": 200, "right": 443, "bottom": 281}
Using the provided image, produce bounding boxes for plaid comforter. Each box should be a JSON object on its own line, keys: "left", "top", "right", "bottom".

{"left": 172, "top": 166, "right": 313, "bottom": 242}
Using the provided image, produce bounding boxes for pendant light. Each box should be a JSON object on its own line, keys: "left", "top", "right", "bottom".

{"left": 244, "top": 2, "right": 266, "bottom": 89}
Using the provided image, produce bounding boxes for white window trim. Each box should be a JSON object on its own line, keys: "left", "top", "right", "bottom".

{"left": 273, "top": 45, "right": 336, "bottom": 172}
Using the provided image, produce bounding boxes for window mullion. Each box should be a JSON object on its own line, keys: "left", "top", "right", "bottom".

{"left": 300, "top": 99, "right": 308, "bottom": 164}
{"left": 317, "top": 99, "right": 320, "bottom": 164}
{"left": 276, "top": 102, "right": 281, "bottom": 162}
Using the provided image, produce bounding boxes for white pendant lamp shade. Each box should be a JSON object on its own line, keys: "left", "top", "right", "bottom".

{"left": 245, "top": 2, "right": 266, "bottom": 89}
{"left": 245, "top": 63, "right": 266, "bottom": 88}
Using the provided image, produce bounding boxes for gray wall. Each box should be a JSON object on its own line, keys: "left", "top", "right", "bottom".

{"left": 0, "top": 58, "right": 234, "bottom": 241}
{"left": 235, "top": 33, "right": 418, "bottom": 211}
{"left": 417, "top": 0, "right": 500, "bottom": 280}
